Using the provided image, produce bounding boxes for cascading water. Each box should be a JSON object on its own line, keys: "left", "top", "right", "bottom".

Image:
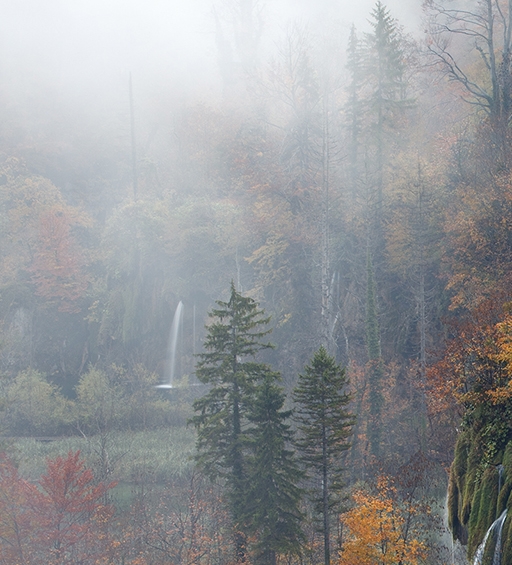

{"left": 498, "top": 465, "right": 504, "bottom": 497}
{"left": 493, "top": 509, "right": 506, "bottom": 565}
{"left": 442, "top": 492, "right": 469, "bottom": 565}
{"left": 472, "top": 509, "right": 507, "bottom": 565}
{"left": 156, "top": 301, "right": 184, "bottom": 389}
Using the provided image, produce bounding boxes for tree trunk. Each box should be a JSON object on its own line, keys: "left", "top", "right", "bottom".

{"left": 321, "top": 90, "right": 331, "bottom": 352}
{"left": 322, "top": 422, "right": 330, "bottom": 565}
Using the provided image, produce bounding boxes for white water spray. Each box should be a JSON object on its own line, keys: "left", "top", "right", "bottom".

{"left": 472, "top": 509, "right": 507, "bottom": 565}
{"left": 156, "top": 301, "right": 184, "bottom": 389}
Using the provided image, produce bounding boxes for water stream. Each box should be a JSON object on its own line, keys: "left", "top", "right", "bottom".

{"left": 493, "top": 509, "right": 506, "bottom": 565}
{"left": 442, "top": 491, "right": 469, "bottom": 565}
{"left": 498, "top": 465, "right": 504, "bottom": 498}
{"left": 472, "top": 509, "right": 507, "bottom": 565}
{"left": 156, "top": 301, "right": 184, "bottom": 389}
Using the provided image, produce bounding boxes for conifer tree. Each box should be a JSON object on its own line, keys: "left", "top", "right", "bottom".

{"left": 244, "top": 374, "right": 304, "bottom": 565}
{"left": 345, "top": 24, "right": 364, "bottom": 200}
{"left": 366, "top": 248, "right": 384, "bottom": 458}
{"left": 191, "top": 282, "right": 274, "bottom": 562}
{"left": 293, "top": 346, "right": 354, "bottom": 565}
{"left": 364, "top": 1, "right": 410, "bottom": 231}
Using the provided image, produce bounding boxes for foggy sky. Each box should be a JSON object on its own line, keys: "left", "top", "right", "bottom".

{"left": 0, "top": 0, "right": 423, "bottom": 117}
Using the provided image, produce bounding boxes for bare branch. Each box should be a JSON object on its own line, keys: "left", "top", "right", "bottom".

{"left": 427, "top": 43, "right": 493, "bottom": 108}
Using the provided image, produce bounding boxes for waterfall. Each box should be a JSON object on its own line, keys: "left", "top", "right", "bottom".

{"left": 156, "top": 301, "right": 184, "bottom": 389}
{"left": 493, "top": 509, "right": 506, "bottom": 565}
{"left": 498, "top": 465, "right": 504, "bottom": 496}
{"left": 472, "top": 509, "right": 507, "bottom": 565}
{"left": 442, "top": 490, "right": 469, "bottom": 564}
{"left": 442, "top": 491, "right": 456, "bottom": 564}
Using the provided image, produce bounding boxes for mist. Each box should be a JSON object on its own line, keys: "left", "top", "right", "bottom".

{"left": 2, "top": 0, "right": 512, "bottom": 563}
{"left": 1, "top": 0, "right": 422, "bottom": 108}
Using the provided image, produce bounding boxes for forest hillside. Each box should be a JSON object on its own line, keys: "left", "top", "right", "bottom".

{"left": 1, "top": 1, "right": 512, "bottom": 564}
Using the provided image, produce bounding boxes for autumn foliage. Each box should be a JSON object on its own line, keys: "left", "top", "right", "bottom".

{"left": 0, "top": 450, "right": 116, "bottom": 565}
{"left": 124, "top": 473, "right": 232, "bottom": 565}
{"left": 31, "top": 208, "right": 90, "bottom": 313}
{"left": 425, "top": 298, "right": 512, "bottom": 416}
{"left": 340, "top": 477, "right": 426, "bottom": 565}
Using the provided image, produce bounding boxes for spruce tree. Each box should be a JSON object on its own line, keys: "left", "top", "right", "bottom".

{"left": 244, "top": 374, "right": 304, "bottom": 565}
{"left": 345, "top": 24, "right": 364, "bottom": 200}
{"left": 190, "top": 282, "right": 274, "bottom": 562}
{"left": 364, "top": 1, "right": 409, "bottom": 230}
{"left": 293, "top": 347, "right": 354, "bottom": 565}
{"left": 366, "top": 248, "right": 384, "bottom": 458}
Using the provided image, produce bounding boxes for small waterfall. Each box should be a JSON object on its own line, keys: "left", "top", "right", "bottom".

{"left": 442, "top": 492, "right": 469, "bottom": 565}
{"left": 497, "top": 465, "right": 504, "bottom": 496}
{"left": 442, "top": 491, "right": 456, "bottom": 564}
{"left": 493, "top": 509, "right": 506, "bottom": 565}
{"left": 156, "top": 301, "right": 184, "bottom": 389}
{"left": 472, "top": 509, "right": 507, "bottom": 565}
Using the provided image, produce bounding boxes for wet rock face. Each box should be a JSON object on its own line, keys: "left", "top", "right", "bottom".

{"left": 448, "top": 419, "right": 512, "bottom": 564}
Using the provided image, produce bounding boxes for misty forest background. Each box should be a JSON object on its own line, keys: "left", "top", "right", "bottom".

{"left": 2, "top": 0, "right": 512, "bottom": 564}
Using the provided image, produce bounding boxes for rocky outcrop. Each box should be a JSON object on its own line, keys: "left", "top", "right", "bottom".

{"left": 448, "top": 407, "right": 512, "bottom": 564}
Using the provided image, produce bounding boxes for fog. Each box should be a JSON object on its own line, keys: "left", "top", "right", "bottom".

{"left": 1, "top": 0, "right": 422, "bottom": 108}
{"left": 0, "top": 0, "right": 432, "bottom": 386}
{"left": 0, "top": 4, "right": 505, "bottom": 562}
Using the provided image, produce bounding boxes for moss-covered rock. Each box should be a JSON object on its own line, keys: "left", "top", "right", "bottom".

{"left": 449, "top": 414, "right": 512, "bottom": 562}
{"left": 467, "top": 465, "right": 499, "bottom": 555}
{"left": 501, "top": 513, "right": 512, "bottom": 565}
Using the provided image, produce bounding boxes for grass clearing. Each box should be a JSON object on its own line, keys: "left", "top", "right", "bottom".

{"left": 8, "top": 426, "right": 196, "bottom": 484}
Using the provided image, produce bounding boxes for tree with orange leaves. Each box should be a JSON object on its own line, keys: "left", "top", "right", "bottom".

{"left": 487, "top": 305, "right": 512, "bottom": 403}
{"left": 425, "top": 297, "right": 511, "bottom": 416}
{"left": 0, "top": 454, "right": 37, "bottom": 565}
{"left": 0, "top": 450, "right": 116, "bottom": 565}
{"left": 340, "top": 477, "right": 426, "bottom": 565}
{"left": 424, "top": 297, "right": 512, "bottom": 467}
{"left": 31, "top": 207, "right": 90, "bottom": 313}
{"left": 33, "top": 450, "right": 116, "bottom": 564}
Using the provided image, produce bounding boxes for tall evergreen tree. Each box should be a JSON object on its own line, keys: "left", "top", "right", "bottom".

{"left": 273, "top": 25, "right": 321, "bottom": 205}
{"left": 244, "top": 374, "right": 304, "bottom": 565}
{"left": 345, "top": 24, "right": 364, "bottom": 201}
{"left": 365, "top": 248, "right": 384, "bottom": 458}
{"left": 364, "top": 1, "right": 409, "bottom": 233}
{"left": 191, "top": 282, "right": 274, "bottom": 562}
{"left": 366, "top": 249, "right": 381, "bottom": 362}
{"left": 293, "top": 346, "right": 354, "bottom": 565}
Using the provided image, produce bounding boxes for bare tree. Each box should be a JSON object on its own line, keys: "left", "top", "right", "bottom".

{"left": 424, "top": 0, "right": 512, "bottom": 129}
